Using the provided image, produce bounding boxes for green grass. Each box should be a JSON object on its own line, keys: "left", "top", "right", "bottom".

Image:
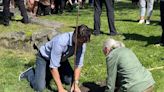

{"left": 0, "top": 0, "right": 164, "bottom": 92}
{"left": 0, "top": 20, "right": 43, "bottom": 37}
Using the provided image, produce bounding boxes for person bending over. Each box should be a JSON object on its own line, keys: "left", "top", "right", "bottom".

{"left": 19, "top": 24, "right": 91, "bottom": 92}
{"left": 103, "top": 38, "right": 155, "bottom": 92}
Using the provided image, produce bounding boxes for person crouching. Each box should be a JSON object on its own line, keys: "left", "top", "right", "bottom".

{"left": 103, "top": 38, "right": 155, "bottom": 92}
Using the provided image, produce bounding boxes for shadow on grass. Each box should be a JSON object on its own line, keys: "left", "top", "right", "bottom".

{"left": 149, "top": 20, "right": 161, "bottom": 26}
{"left": 116, "top": 19, "right": 138, "bottom": 23}
{"left": 123, "top": 33, "right": 161, "bottom": 46}
{"left": 24, "top": 61, "right": 35, "bottom": 68}
{"left": 81, "top": 82, "right": 106, "bottom": 92}
{"left": 69, "top": 26, "right": 112, "bottom": 36}
{"left": 46, "top": 85, "right": 57, "bottom": 92}
{"left": 116, "top": 19, "right": 160, "bottom": 26}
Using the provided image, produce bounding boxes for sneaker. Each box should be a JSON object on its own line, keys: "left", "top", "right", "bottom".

{"left": 154, "top": 43, "right": 164, "bottom": 47}
{"left": 138, "top": 19, "right": 145, "bottom": 24}
{"left": 146, "top": 20, "right": 150, "bottom": 25}
{"left": 19, "top": 67, "right": 33, "bottom": 81}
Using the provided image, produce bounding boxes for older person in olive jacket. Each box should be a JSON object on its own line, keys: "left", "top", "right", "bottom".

{"left": 103, "top": 38, "right": 155, "bottom": 92}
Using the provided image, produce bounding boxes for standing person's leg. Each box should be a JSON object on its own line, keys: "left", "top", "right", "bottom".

{"left": 55, "top": 0, "right": 59, "bottom": 14}
{"left": 17, "top": 0, "right": 29, "bottom": 23}
{"left": 80, "top": 0, "right": 85, "bottom": 8}
{"left": 19, "top": 53, "right": 49, "bottom": 91}
{"left": 93, "top": 0, "right": 102, "bottom": 35}
{"left": 89, "top": 0, "right": 93, "bottom": 6}
{"left": 160, "top": 1, "right": 164, "bottom": 45}
{"left": 33, "top": 0, "right": 39, "bottom": 16}
{"left": 44, "top": 5, "right": 51, "bottom": 15}
{"left": 36, "top": 2, "right": 43, "bottom": 16}
{"left": 27, "top": 0, "right": 39, "bottom": 17}
{"left": 26, "top": 0, "right": 34, "bottom": 14}
{"left": 105, "top": 0, "right": 117, "bottom": 35}
{"left": 146, "top": 0, "right": 154, "bottom": 24}
{"left": 3, "top": 0, "right": 10, "bottom": 26}
{"left": 139, "top": 0, "right": 146, "bottom": 24}
{"left": 58, "top": 60, "right": 74, "bottom": 85}
{"left": 60, "top": 0, "right": 65, "bottom": 13}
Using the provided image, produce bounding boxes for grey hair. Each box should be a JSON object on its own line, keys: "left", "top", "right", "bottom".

{"left": 103, "top": 38, "right": 125, "bottom": 50}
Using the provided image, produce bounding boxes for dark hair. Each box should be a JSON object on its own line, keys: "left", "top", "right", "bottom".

{"left": 74, "top": 24, "right": 91, "bottom": 42}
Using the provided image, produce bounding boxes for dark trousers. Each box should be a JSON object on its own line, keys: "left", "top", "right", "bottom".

{"left": 94, "top": 0, "right": 117, "bottom": 34}
{"left": 89, "top": 0, "right": 94, "bottom": 5}
{"left": 160, "top": 1, "right": 164, "bottom": 44}
{"left": 37, "top": 2, "right": 51, "bottom": 16}
{"left": 55, "top": 0, "right": 65, "bottom": 14}
{"left": 26, "top": 53, "right": 73, "bottom": 91}
{"left": 3, "top": 0, "right": 28, "bottom": 24}
{"left": 89, "top": 0, "right": 93, "bottom": 4}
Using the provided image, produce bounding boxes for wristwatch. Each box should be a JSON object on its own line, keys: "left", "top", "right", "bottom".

{"left": 74, "top": 80, "right": 79, "bottom": 85}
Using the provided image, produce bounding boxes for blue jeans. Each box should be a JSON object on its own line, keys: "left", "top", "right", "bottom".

{"left": 139, "top": 0, "right": 154, "bottom": 17}
{"left": 26, "top": 52, "right": 73, "bottom": 91}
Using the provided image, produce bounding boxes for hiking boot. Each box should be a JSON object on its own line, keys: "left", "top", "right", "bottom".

{"left": 19, "top": 67, "right": 33, "bottom": 81}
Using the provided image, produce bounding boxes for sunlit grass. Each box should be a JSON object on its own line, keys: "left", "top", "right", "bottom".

{"left": 0, "top": 0, "right": 163, "bottom": 92}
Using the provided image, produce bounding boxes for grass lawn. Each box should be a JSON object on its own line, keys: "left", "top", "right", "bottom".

{"left": 0, "top": 0, "right": 164, "bottom": 92}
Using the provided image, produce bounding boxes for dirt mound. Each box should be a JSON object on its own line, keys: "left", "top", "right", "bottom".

{"left": 80, "top": 82, "right": 106, "bottom": 92}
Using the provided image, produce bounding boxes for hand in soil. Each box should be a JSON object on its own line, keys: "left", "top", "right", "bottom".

{"left": 58, "top": 88, "right": 68, "bottom": 92}
{"left": 71, "top": 83, "right": 81, "bottom": 92}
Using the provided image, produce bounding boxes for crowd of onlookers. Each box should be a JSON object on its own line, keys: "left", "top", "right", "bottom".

{"left": 1, "top": 0, "right": 94, "bottom": 17}
{"left": 0, "top": 0, "right": 94, "bottom": 26}
{"left": 0, "top": 0, "right": 163, "bottom": 46}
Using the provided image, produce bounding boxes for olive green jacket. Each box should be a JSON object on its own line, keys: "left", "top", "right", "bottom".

{"left": 105, "top": 47, "right": 155, "bottom": 92}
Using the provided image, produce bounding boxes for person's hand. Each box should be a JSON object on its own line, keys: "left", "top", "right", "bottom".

{"left": 58, "top": 88, "right": 68, "bottom": 92}
{"left": 51, "top": 4, "right": 55, "bottom": 9}
{"left": 71, "top": 82, "right": 81, "bottom": 92}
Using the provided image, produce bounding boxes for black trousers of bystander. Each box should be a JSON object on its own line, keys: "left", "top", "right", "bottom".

{"left": 160, "top": 1, "right": 164, "bottom": 44}
{"left": 3, "top": 0, "right": 29, "bottom": 26}
{"left": 94, "top": 0, "right": 117, "bottom": 35}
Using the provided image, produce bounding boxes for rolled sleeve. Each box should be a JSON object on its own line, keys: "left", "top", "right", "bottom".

{"left": 49, "top": 43, "right": 63, "bottom": 69}
{"left": 75, "top": 44, "right": 86, "bottom": 68}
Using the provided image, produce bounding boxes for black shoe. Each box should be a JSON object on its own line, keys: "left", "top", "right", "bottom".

{"left": 19, "top": 67, "right": 33, "bottom": 81}
{"left": 3, "top": 21, "right": 10, "bottom": 26}
{"left": 154, "top": 43, "right": 164, "bottom": 47}
{"left": 3, "top": 23, "right": 9, "bottom": 26}
{"left": 21, "top": 18, "right": 30, "bottom": 24}
{"left": 93, "top": 31, "right": 100, "bottom": 36}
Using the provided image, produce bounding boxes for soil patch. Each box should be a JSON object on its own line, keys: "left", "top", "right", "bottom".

{"left": 80, "top": 82, "right": 106, "bottom": 92}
